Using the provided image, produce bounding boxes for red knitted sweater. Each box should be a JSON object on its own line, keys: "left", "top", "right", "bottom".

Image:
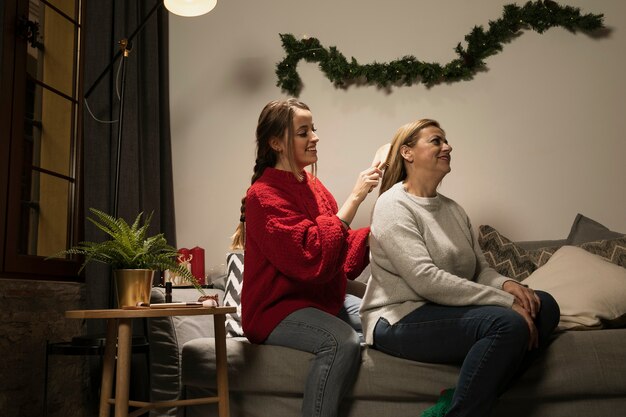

{"left": 242, "top": 168, "right": 370, "bottom": 344}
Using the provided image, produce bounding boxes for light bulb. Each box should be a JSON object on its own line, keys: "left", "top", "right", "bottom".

{"left": 164, "top": 0, "right": 218, "bottom": 17}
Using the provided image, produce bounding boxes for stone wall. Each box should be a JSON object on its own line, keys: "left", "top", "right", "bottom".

{"left": 0, "top": 279, "right": 90, "bottom": 417}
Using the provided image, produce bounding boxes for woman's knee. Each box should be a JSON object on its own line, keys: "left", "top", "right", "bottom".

{"left": 535, "top": 290, "right": 561, "bottom": 338}
{"left": 333, "top": 326, "right": 361, "bottom": 367}
{"left": 338, "top": 327, "right": 361, "bottom": 355}
{"left": 537, "top": 291, "right": 560, "bottom": 321}
{"left": 494, "top": 309, "right": 530, "bottom": 345}
{"left": 315, "top": 327, "right": 361, "bottom": 377}
{"left": 317, "top": 318, "right": 361, "bottom": 356}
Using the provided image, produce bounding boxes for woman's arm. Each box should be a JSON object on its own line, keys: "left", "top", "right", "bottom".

{"left": 343, "top": 227, "right": 370, "bottom": 280}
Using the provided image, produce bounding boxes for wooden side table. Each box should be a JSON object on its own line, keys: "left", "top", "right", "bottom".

{"left": 66, "top": 306, "right": 236, "bottom": 417}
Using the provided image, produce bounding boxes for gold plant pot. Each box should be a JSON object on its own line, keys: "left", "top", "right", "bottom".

{"left": 114, "top": 269, "right": 155, "bottom": 308}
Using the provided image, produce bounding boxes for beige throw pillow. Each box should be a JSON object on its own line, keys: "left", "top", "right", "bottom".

{"left": 522, "top": 246, "right": 626, "bottom": 330}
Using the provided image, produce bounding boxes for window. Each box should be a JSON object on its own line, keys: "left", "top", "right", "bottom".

{"left": 1, "top": 0, "right": 84, "bottom": 280}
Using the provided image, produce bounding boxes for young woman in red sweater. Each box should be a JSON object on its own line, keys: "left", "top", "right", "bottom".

{"left": 231, "top": 98, "right": 382, "bottom": 417}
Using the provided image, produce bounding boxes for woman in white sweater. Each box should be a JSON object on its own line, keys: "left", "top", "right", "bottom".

{"left": 360, "top": 119, "right": 559, "bottom": 417}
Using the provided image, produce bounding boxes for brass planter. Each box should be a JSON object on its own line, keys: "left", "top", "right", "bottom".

{"left": 114, "top": 269, "right": 155, "bottom": 308}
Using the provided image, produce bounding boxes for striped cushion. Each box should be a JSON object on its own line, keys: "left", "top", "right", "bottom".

{"left": 478, "top": 225, "right": 558, "bottom": 280}
{"left": 224, "top": 252, "right": 244, "bottom": 337}
{"left": 578, "top": 237, "right": 626, "bottom": 268}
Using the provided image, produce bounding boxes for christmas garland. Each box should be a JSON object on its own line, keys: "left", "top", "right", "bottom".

{"left": 275, "top": 0, "right": 605, "bottom": 96}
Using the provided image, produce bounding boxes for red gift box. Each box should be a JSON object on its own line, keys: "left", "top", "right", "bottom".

{"left": 177, "top": 246, "right": 205, "bottom": 285}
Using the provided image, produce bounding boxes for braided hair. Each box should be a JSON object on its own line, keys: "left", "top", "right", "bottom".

{"left": 230, "top": 99, "right": 311, "bottom": 250}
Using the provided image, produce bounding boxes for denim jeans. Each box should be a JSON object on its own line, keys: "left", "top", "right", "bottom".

{"left": 373, "top": 291, "right": 560, "bottom": 417}
{"left": 265, "top": 295, "right": 362, "bottom": 417}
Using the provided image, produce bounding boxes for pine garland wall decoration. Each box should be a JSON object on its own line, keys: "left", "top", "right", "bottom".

{"left": 275, "top": 0, "right": 606, "bottom": 96}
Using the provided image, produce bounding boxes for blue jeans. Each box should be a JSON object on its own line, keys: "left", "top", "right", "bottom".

{"left": 265, "top": 295, "right": 362, "bottom": 417}
{"left": 373, "top": 291, "right": 560, "bottom": 417}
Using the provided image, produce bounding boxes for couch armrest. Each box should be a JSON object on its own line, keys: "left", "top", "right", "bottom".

{"left": 148, "top": 287, "right": 225, "bottom": 417}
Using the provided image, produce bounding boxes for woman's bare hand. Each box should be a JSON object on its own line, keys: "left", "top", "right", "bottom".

{"left": 351, "top": 162, "right": 384, "bottom": 202}
{"left": 512, "top": 301, "right": 539, "bottom": 350}
{"left": 503, "top": 280, "right": 541, "bottom": 319}
{"left": 336, "top": 162, "right": 384, "bottom": 227}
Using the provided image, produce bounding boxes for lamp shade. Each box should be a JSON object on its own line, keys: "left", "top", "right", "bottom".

{"left": 164, "top": 0, "right": 217, "bottom": 17}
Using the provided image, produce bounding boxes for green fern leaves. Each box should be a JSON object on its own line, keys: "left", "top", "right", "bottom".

{"left": 49, "top": 208, "right": 204, "bottom": 293}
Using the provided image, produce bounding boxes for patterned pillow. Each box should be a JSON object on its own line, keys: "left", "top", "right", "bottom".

{"left": 579, "top": 237, "right": 626, "bottom": 268}
{"left": 478, "top": 225, "right": 559, "bottom": 280}
{"left": 223, "top": 252, "right": 244, "bottom": 337}
{"left": 479, "top": 226, "right": 626, "bottom": 280}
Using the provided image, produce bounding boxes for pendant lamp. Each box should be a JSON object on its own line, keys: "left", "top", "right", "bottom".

{"left": 164, "top": 0, "right": 218, "bottom": 17}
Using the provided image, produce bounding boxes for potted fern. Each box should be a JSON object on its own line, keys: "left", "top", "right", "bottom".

{"left": 50, "top": 208, "right": 204, "bottom": 307}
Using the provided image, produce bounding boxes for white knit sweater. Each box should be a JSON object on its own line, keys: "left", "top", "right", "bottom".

{"left": 360, "top": 182, "right": 515, "bottom": 345}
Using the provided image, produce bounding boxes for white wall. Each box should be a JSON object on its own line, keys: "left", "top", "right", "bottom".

{"left": 168, "top": 0, "right": 626, "bottom": 274}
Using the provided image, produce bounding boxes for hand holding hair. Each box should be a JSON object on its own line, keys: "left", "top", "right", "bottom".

{"left": 336, "top": 161, "right": 383, "bottom": 228}
{"left": 352, "top": 163, "right": 383, "bottom": 201}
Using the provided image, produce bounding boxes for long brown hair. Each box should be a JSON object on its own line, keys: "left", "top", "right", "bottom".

{"left": 379, "top": 119, "right": 441, "bottom": 196}
{"left": 230, "top": 98, "right": 313, "bottom": 250}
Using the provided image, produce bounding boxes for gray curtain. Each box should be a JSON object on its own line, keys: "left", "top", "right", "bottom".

{"left": 83, "top": 0, "right": 176, "bottom": 311}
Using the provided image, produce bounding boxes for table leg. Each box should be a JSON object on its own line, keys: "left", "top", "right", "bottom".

{"left": 115, "top": 318, "right": 133, "bottom": 417}
{"left": 99, "top": 319, "right": 117, "bottom": 417}
{"left": 213, "top": 314, "right": 230, "bottom": 417}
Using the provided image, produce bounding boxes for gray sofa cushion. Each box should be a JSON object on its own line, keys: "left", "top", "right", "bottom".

{"left": 567, "top": 213, "right": 624, "bottom": 245}
{"left": 181, "top": 329, "right": 626, "bottom": 400}
{"left": 182, "top": 338, "right": 458, "bottom": 398}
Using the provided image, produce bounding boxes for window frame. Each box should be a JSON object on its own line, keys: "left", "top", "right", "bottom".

{"left": 1, "top": 0, "right": 84, "bottom": 281}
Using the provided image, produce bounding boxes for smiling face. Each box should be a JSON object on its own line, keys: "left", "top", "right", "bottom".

{"left": 402, "top": 125, "right": 452, "bottom": 179}
{"left": 273, "top": 107, "right": 319, "bottom": 172}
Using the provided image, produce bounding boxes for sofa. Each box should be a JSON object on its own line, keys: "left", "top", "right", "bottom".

{"left": 148, "top": 214, "right": 626, "bottom": 417}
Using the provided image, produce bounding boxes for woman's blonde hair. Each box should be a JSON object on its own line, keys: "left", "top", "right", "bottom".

{"left": 379, "top": 119, "right": 441, "bottom": 196}
{"left": 230, "top": 98, "right": 313, "bottom": 250}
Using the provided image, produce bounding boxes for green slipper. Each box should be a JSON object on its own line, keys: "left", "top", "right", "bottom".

{"left": 421, "top": 388, "right": 455, "bottom": 417}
